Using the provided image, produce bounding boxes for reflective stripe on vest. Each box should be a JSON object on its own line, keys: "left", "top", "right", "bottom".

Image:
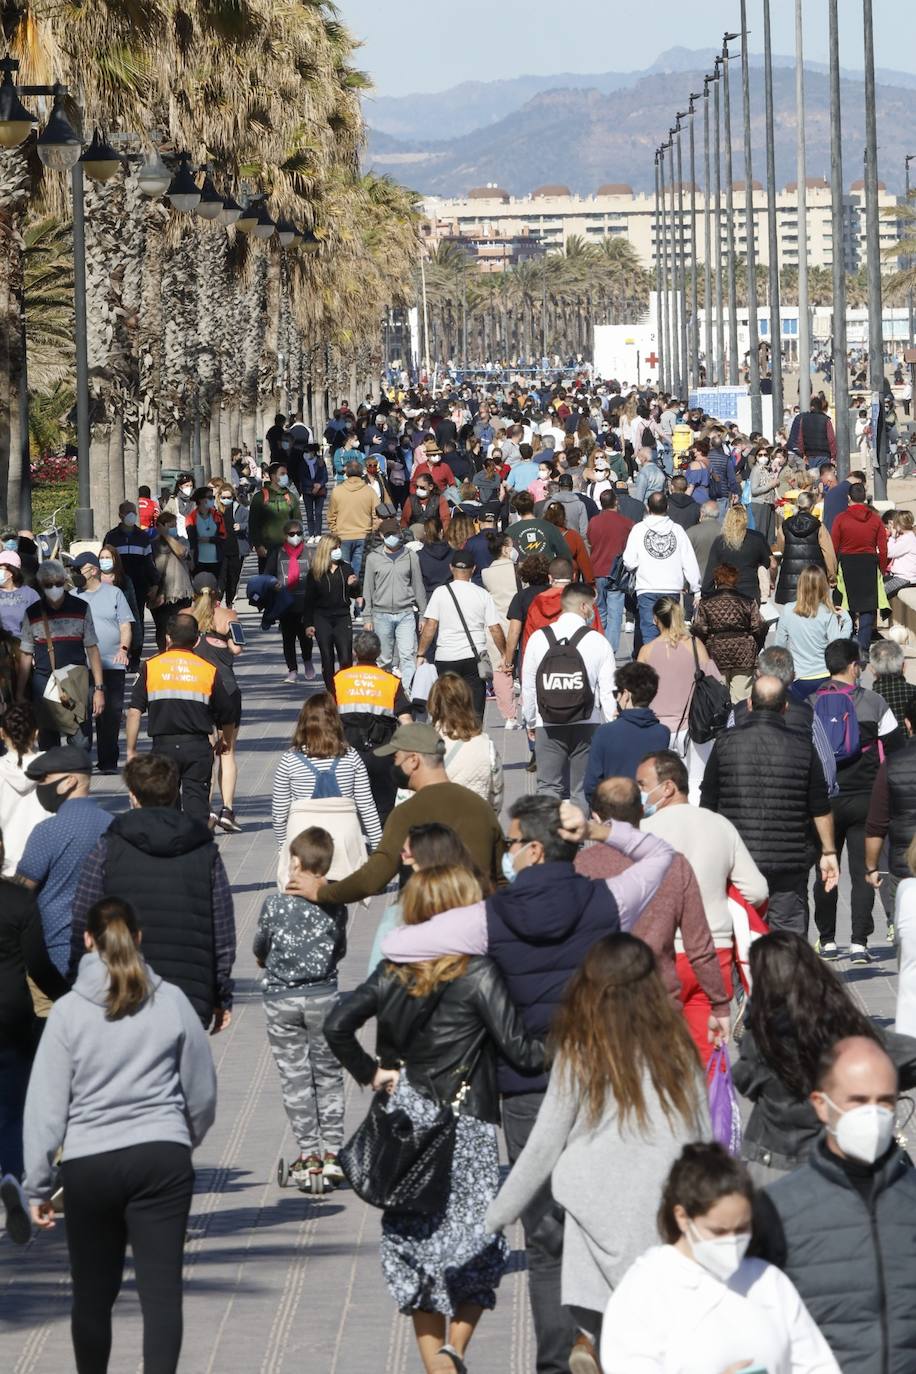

{"left": 147, "top": 650, "right": 217, "bottom": 705}
{"left": 334, "top": 664, "right": 399, "bottom": 715}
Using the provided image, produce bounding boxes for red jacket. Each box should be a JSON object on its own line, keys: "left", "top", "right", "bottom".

{"left": 520, "top": 585, "right": 602, "bottom": 654}
{"left": 409, "top": 461, "right": 456, "bottom": 493}
{"left": 831, "top": 503, "right": 889, "bottom": 572}
{"left": 587, "top": 509, "right": 635, "bottom": 577}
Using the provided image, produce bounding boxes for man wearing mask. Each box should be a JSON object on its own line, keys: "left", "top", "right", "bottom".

{"left": 15, "top": 561, "right": 105, "bottom": 749}
{"left": 379, "top": 795, "right": 675, "bottom": 1374}
{"left": 754, "top": 1036, "right": 916, "bottom": 1374}
{"left": 361, "top": 520, "right": 426, "bottom": 695}
{"left": 248, "top": 463, "right": 302, "bottom": 571}
{"left": 408, "top": 442, "right": 455, "bottom": 494}
{"left": 73, "top": 552, "right": 134, "bottom": 775}
{"left": 102, "top": 501, "right": 157, "bottom": 631}
{"left": 15, "top": 746, "right": 112, "bottom": 974}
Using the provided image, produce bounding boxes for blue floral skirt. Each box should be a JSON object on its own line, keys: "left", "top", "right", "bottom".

{"left": 379, "top": 1077, "right": 509, "bottom": 1316}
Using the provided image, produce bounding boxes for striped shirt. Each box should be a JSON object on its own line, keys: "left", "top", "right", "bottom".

{"left": 272, "top": 748, "right": 382, "bottom": 850}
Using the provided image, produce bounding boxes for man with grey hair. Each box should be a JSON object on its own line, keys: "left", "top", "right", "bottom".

{"left": 688, "top": 499, "right": 722, "bottom": 578}
{"left": 869, "top": 638, "right": 916, "bottom": 726}
{"left": 327, "top": 458, "right": 377, "bottom": 575}
{"left": 632, "top": 447, "right": 667, "bottom": 507}
{"left": 16, "top": 561, "right": 105, "bottom": 748}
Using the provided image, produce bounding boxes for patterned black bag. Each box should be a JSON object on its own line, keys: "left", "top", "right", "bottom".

{"left": 339, "top": 1091, "right": 456, "bottom": 1215}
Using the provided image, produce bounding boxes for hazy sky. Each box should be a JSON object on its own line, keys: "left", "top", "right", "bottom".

{"left": 343, "top": 0, "right": 916, "bottom": 97}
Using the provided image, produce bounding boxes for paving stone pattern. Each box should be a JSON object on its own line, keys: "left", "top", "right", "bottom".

{"left": 0, "top": 599, "right": 897, "bottom": 1373}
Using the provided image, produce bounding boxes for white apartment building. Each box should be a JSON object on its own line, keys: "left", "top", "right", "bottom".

{"left": 423, "top": 178, "right": 902, "bottom": 275}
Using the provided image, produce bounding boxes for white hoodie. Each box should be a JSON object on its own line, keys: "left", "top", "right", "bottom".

{"left": 0, "top": 749, "right": 46, "bottom": 875}
{"left": 623, "top": 514, "right": 701, "bottom": 595}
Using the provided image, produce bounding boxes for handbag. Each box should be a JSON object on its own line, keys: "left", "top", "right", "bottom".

{"left": 446, "top": 584, "right": 492, "bottom": 680}
{"left": 339, "top": 988, "right": 481, "bottom": 1215}
{"left": 674, "top": 635, "right": 731, "bottom": 747}
{"left": 35, "top": 608, "right": 90, "bottom": 738}
{"left": 707, "top": 1045, "right": 743, "bottom": 1157}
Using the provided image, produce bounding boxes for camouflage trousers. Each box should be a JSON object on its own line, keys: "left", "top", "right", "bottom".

{"left": 263, "top": 990, "right": 345, "bottom": 1156}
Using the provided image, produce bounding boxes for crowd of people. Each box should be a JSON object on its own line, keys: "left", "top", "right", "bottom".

{"left": 2, "top": 372, "right": 916, "bottom": 1374}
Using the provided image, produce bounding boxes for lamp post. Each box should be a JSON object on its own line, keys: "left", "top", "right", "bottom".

{"left": 762, "top": 0, "right": 783, "bottom": 432}
{"left": 659, "top": 144, "right": 671, "bottom": 393}
{"left": 675, "top": 115, "right": 689, "bottom": 398}
{"left": 828, "top": 0, "right": 850, "bottom": 476}
{"left": 688, "top": 93, "right": 701, "bottom": 391}
{"left": 714, "top": 58, "right": 725, "bottom": 389}
{"left": 906, "top": 154, "right": 915, "bottom": 350}
{"left": 863, "top": 0, "right": 886, "bottom": 499}
{"left": 654, "top": 150, "right": 666, "bottom": 390}
{"left": 703, "top": 77, "right": 714, "bottom": 388}
{"left": 668, "top": 132, "right": 681, "bottom": 399}
{"left": 740, "top": 1, "right": 762, "bottom": 433}
{"left": 796, "top": 0, "right": 811, "bottom": 411}
{"left": 722, "top": 33, "right": 740, "bottom": 385}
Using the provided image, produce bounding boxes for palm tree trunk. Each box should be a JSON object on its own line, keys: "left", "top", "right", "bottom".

{"left": 109, "top": 417, "right": 125, "bottom": 514}
{"left": 0, "top": 152, "right": 30, "bottom": 526}
{"left": 209, "top": 395, "right": 222, "bottom": 476}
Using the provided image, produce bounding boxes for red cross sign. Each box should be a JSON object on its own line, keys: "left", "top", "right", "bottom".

{"left": 646, "top": 352, "right": 659, "bottom": 369}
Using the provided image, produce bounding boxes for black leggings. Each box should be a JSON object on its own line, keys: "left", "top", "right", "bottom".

{"left": 60, "top": 1142, "right": 194, "bottom": 1374}
{"left": 279, "top": 610, "right": 313, "bottom": 672}
{"left": 315, "top": 613, "right": 352, "bottom": 688}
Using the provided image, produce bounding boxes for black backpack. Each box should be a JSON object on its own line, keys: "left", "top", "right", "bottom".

{"left": 535, "top": 624, "right": 595, "bottom": 725}
{"left": 678, "top": 637, "right": 732, "bottom": 744}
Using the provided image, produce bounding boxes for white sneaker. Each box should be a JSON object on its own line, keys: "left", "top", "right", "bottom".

{"left": 848, "top": 943, "right": 873, "bottom": 965}
{"left": 284, "top": 671, "right": 298, "bottom": 684}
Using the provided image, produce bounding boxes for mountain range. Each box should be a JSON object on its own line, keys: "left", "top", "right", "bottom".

{"left": 362, "top": 46, "right": 916, "bottom": 198}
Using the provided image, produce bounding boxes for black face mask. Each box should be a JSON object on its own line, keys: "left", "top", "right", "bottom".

{"left": 36, "top": 779, "right": 76, "bottom": 814}
{"left": 391, "top": 762, "right": 411, "bottom": 791}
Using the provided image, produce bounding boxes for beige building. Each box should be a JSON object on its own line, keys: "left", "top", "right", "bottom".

{"left": 423, "top": 178, "right": 902, "bottom": 275}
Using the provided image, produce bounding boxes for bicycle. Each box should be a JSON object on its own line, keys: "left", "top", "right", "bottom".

{"left": 36, "top": 506, "right": 65, "bottom": 563}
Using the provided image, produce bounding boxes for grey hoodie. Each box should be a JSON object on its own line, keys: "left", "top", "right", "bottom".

{"left": 535, "top": 488, "right": 588, "bottom": 539}
{"left": 362, "top": 544, "right": 427, "bottom": 616}
{"left": 23, "top": 952, "right": 217, "bottom": 1201}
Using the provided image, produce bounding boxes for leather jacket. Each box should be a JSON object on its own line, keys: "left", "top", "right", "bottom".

{"left": 323, "top": 957, "right": 544, "bottom": 1124}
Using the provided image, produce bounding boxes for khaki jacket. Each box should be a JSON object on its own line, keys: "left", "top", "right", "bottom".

{"left": 328, "top": 477, "right": 377, "bottom": 539}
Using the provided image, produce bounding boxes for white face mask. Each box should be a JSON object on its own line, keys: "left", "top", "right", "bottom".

{"left": 823, "top": 1094, "right": 896, "bottom": 1164}
{"left": 179, "top": 484, "right": 193, "bottom": 498}
{"left": 43, "top": 584, "right": 66, "bottom": 604}
{"left": 687, "top": 1221, "right": 751, "bottom": 1282}
{"left": 287, "top": 534, "right": 303, "bottom": 547}
{"left": 508, "top": 546, "right": 519, "bottom": 563}
{"left": 330, "top": 548, "right": 343, "bottom": 562}
{"left": 0, "top": 569, "right": 9, "bottom": 585}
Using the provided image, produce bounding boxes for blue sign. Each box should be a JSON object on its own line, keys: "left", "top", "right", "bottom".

{"left": 689, "top": 387, "right": 747, "bottom": 421}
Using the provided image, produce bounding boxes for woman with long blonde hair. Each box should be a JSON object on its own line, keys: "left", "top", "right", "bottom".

{"left": 639, "top": 596, "right": 722, "bottom": 798}
{"left": 486, "top": 934, "right": 708, "bottom": 1366}
{"left": 325, "top": 865, "right": 543, "bottom": 1374}
{"left": 20, "top": 897, "right": 216, "bottom": 1373}
{"left": 302, "top": 533, "right": 359, "bottom": 689}
{"left": 700, "top": 501, "right": 773, "bottom": 603}
{"left": 774, "top": 564, "right": 852, "bottom": 699}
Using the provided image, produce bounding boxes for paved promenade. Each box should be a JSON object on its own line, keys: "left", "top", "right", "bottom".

{"left": 0, "top": 597, "right": 899, "bottom": 1373}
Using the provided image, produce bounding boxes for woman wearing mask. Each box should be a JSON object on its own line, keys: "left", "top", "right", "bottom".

{"left": 731, "top": 932, "right": 915, "bottom": 1183}
{"left": 528, "top": 459, "right": 556, "bottom": 504}
{"left": 487, "top": 935, "right": 708, "bottom": 1370}
{"left": 772, "top": 565, "right": 852, "bottom": 700}
{"left": 692, "top": 564, "right": 767, "bottom": 703}
{"left": 213, "top": 483, "right": 245, "bottom": 605}
{"left": 600, "top": 1142, "right": 839, "bottom": 1374}
{"left": 186, "top": 487, "right": 225, "bottom": 578}
{"left": 73, "top": 552, "right": 134, "bottom": 775}
{"left": 98, "top": 544, "right": 142, "bottom": 669}
{"left": 149, "top": 512, "right": 194, "bottom": 651}
{"left": 884, "top": 509, "right": 916, "bottom": 597}
{"left": 749, "top": 448, "right": 780, "bottom": 547}
{"left": 0, "top": 702, "right": 45, "bottom": 875}
{"left": 418, "top": 520, "right": 455, "bottom": 597}
{"left": 637, "top": 597, "right": 720, "bottom": 771}
{"left": 19, "top": 898, "right": 217, "bottom": 1373}
{"left": 544, "top": 501, "right": 594, "bottom": 584}
{"left": 367, "top": 821, "right": 488, "bottom": 973}
{"left": 482, "top": 533, "right": 521, "bottom": 728}
{"left": 265, "top": 518, "right": 317, "bottom": 684}
{"left": 190, "top": 573, "right": 243, "bottom": 833}
{"left": 302, "top": 534, "right": 359, "bottom": 690}
{"left": 325, "top": 865, "right": 544, "bottom": 1374}
{"left": 0, "top": 550, "right": 39, "bottom": 636}
{"left": 700, "top": 505, "right": 772, "bottom": 604}
{"left": 300, "top": 447, "right": 329, "bottom": 542}
{"left": 428, "top": 673, "right": 504, "bottom": 811}
{"left": 163, "top": 472, "right": 196, "bottom": 537}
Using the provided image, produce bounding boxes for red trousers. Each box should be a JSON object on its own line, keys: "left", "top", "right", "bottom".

{"left": 676, "top": 948, "right": 734, "bottom": 1067}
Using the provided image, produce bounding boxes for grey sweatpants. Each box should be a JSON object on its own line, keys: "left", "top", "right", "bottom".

{"left": 263, "top": 991, "right": 345, "bottom": 1156}
{"left": 535, "top": 724, "right": 596, "bottom": 813}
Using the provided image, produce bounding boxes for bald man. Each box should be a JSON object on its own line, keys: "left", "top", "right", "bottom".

{"left": 754, "top": 1036, "right": 916, "bottom": 1373}
{"left": 700, "top": 675, "right": 838, "bottom": 936}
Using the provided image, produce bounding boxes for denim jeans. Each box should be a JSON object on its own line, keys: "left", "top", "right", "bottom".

{"left": 637, "top": 592, "right": 663, "bottom": 645}
{"left": 339, "top": 538, "right": 364, "bottom": 577}
{"left": 595, "top": 580, "right": 625, "bottom": 652}
{"left": 373, "top": 609, "right": 417, "bottom": 694}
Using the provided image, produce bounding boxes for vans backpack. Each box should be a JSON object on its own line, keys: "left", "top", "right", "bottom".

{"left": 301, "top": 756, "right": 343, "bottom": 799}
{"left": 813, "top": 683, "right": 861, "bottom": 764}
{"left": 535, "top": 624, "right": 594, "bottom": 725}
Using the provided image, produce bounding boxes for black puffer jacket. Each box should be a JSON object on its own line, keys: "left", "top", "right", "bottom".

{"left": 734, "top": 1027, "right": 916, "bottom": 1171}
{"left": 700, "top": 711, "right": 829, "bottom": 876}
{"left": 323, "top": 957, "right": 544, "bottom": 1124}
{"left": 775, "top": 511, "right": 826, "bottom": 604}
{"left": 754, "top": 1138, "right": 916, "bottom": 1374}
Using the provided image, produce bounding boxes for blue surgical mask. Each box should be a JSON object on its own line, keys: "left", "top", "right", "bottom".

{"left": 123, "top": 512, "right": 138, "bottom": 527}
{"left": 639, "top": 784, "right": 662, "bottom": 818}
{"left": 277, "top": 474, "right": 290, "bottom": 488}
{"left": 384, "top": 534, "right": 401, "bottom": 549}
{"left": 330, "top": 548, "right": 343, "bottom": 561}
{"left": 3, "top": 539, "right": 17, "bottom": 552}
{"left": 501, "top": 851, "right": 518, "bottom": 884}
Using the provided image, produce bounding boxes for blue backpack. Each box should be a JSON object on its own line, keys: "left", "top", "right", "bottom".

{"left": 813, "top": 683, "right": 861, "bottom": 764}
{"left": 301, "top": 756, "right": 342, "bottom": 799}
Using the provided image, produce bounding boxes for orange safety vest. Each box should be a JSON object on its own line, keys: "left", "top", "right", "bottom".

{"left": 146, "top": 649, "right": 217, "bottom": 705}
{"left": 334, "top": 663, "right": 400, "bottom": 716}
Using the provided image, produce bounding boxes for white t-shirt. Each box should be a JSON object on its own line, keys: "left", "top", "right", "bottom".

{"left": 424, "top": 581, "right": 497, "bottom": 660}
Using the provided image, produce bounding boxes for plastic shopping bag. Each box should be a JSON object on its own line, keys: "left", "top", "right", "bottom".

{"left": 707, "top": 1045, "right": 743, "bottom": 1157}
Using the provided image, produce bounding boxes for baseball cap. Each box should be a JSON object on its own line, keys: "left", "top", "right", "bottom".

{"left": 374, "top": 722, "right": 444, "bottom": 757}
{"left": 450, "top": 549, "right": 475, "bottom": 569}
{"left": 192, "top": 571, "right": 218, "bottom": 592}
{"left": 0, "top": 550, "right": 21, "bottom": 570}
{"left": 73, "top": 551, "right": 100, "bottom": 570}
{"left": 480, "top": 504, "right": 500, "bottom": 523}
{"left": 26, "top": 745, "right": 93, "bottom": 778}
